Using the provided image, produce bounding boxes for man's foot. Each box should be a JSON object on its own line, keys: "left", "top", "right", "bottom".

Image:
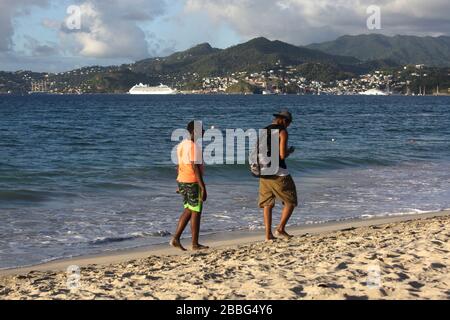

{"left": 170, "top": 238, "right": 187, "bottom": 251}
{"left": 192, "top": 244, "right": 209, "bottom": 251}
{"left": 275, "top": 230, "right": 294, "bottom": 240}
{"left": 265, "top": 235, "right": 277, "bottom": 242}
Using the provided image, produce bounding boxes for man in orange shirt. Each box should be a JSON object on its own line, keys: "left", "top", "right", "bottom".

{"left": 170, "top": 121, "right": 209, "bottom": 251}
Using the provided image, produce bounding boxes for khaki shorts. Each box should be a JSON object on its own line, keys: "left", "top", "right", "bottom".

{"left": 259, "top": 175, "right": 298, "bottom": 208}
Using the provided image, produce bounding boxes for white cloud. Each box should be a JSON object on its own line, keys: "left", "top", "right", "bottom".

{"left": 58, "top": 0, "right": 169, "bottom": 60}
{"left": 1, "top": 0, "right": 175, "bottom": 71}
{"left": 0, "top": 0, "right": 49, "bottom": 51}
{"left": 184, "top": 0, "right": 450, "bottom": 45}
{"left": 23, "top": 35, "right": 59, "bottom": 56}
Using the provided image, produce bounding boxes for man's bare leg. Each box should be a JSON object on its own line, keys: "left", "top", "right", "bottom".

{"left": 264, "top": 206, "right": 276, "bottom": 241}
{"left": 276, "top": 204, "right": 295, "bottom": 239}
{"left": 170, "top": 208, "right": 192, "bottom": 251}
{"left": 191, "top": 212, "right": 209, "bottom": 251}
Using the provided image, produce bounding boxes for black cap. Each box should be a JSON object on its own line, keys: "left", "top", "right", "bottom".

{"left": 273, "top": 110, "right": 293, "bottom": 122}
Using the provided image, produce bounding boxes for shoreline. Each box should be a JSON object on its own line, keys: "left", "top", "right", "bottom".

{"left": 3, "top": 92, "right": 450, "bottom": 96}
{"left": 2, "top": 210, "right": 449, "bottom": 277}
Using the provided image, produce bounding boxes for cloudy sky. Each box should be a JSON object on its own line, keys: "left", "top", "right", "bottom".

{"left": 1, "top": 0, "right": 449, "bottom": 72}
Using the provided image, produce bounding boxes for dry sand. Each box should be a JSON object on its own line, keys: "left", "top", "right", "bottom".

{"left": 1, "top": 211, "right": 449, "bottom": 300}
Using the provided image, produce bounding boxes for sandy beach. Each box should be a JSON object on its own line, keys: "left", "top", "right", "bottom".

{"left": 1, "top": 211, "right": 449, "bottom": 300}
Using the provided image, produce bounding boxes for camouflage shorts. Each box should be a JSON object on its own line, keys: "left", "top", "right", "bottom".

{"left": 178, "top": 182, "right": 203, "bottom": 213}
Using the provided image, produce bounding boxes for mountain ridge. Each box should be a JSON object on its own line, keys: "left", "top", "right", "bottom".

{"left": 131, "top": 36, "right": 361, "bottom": 77}
{"left": 306, "top": 34, "right": 450, "bottom": 66}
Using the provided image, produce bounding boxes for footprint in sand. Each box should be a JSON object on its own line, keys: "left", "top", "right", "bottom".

{"left": 99, "top": 284, "right": 114, "bottom": 291}
{"left": 290, "top": 286, "right": 307, "bottom": 298}
{"left": 318, "top": 283, "right": 344, "bottom": 289}
{"left": 397, "top": 272, "right": 410, "bottom": 281}
{"left": 335, "top": 262, "right": 349, "bottom": 270}
{"left": 145, "top": 275, "right": 162, "bottom": 281}
{"left": 409, "top": 281, "right": 425, "bottom": 289}
{"left": 445, "top": 290, "right": 450, "bottom": 299}
{"left": 0, "top": 288, "right": 13, "bottom": 296}
{"left": 104, "top": 271, "right": 115, "bottom": 277}
{"left": 121, "top": 272, "right": 135, "bottom": 278}
{"left": 430, "top": 263, "right": 446, "bottom": 269}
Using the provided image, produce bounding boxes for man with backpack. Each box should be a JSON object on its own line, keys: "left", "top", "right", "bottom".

{"left": 257, "top": 110, "right": 298, "bottom": 241}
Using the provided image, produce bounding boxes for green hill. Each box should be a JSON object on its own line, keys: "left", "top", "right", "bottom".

{"left": 306, "top": 34, "right": 450, "bottom": 67}
{"left": 131, "top": 37, "right": 360, "bottom": 77}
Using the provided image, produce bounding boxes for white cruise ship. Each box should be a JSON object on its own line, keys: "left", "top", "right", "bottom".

{"left": 129, "top": 83, "right": 177, "bottom": 95}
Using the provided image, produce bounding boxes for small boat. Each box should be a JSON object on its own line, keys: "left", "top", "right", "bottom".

{"left": 359, "top": 89, "right": 388, "bottom": 96}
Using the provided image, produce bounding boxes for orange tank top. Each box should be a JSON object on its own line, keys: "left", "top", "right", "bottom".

{"left": 177, "top": 139, "right": 204, "bottom": 183}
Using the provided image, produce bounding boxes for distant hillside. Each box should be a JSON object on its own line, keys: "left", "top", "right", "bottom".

{"left": 133, "top": 43, "right": 221, "bottom": 75}
{"left": 132, "top": 37, "right": 360, "bottom": 77}
{"left": 307, "top": 34, "right": 450, "bottom": 67}
{"left": 0, "top": 38, "right": 375, "bottom": 94}
{"left": 5, "top": 35, "right": 450, "bottom": 94}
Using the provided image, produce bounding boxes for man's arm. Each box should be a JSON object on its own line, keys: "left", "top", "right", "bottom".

{"left": 280, "top": 130, "right": 289, "bottom": 160}
{"left": 192, "top": 163, "right": 207, "bottom": 202}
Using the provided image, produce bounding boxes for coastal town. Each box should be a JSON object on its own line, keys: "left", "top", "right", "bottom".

{"left": 180, "top": 62, "right": 449, "bottom": 95}
{"left": 1, "top": 62, "right": 449, "bottom": 96}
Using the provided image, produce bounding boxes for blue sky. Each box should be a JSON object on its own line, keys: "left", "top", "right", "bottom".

{"left": 1, "top": 0, "right": 449, "bottom": 72}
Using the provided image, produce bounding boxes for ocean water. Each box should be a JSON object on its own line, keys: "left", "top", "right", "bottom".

{"left": 1, "top": 94, "right": 450, "bottom": 269}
